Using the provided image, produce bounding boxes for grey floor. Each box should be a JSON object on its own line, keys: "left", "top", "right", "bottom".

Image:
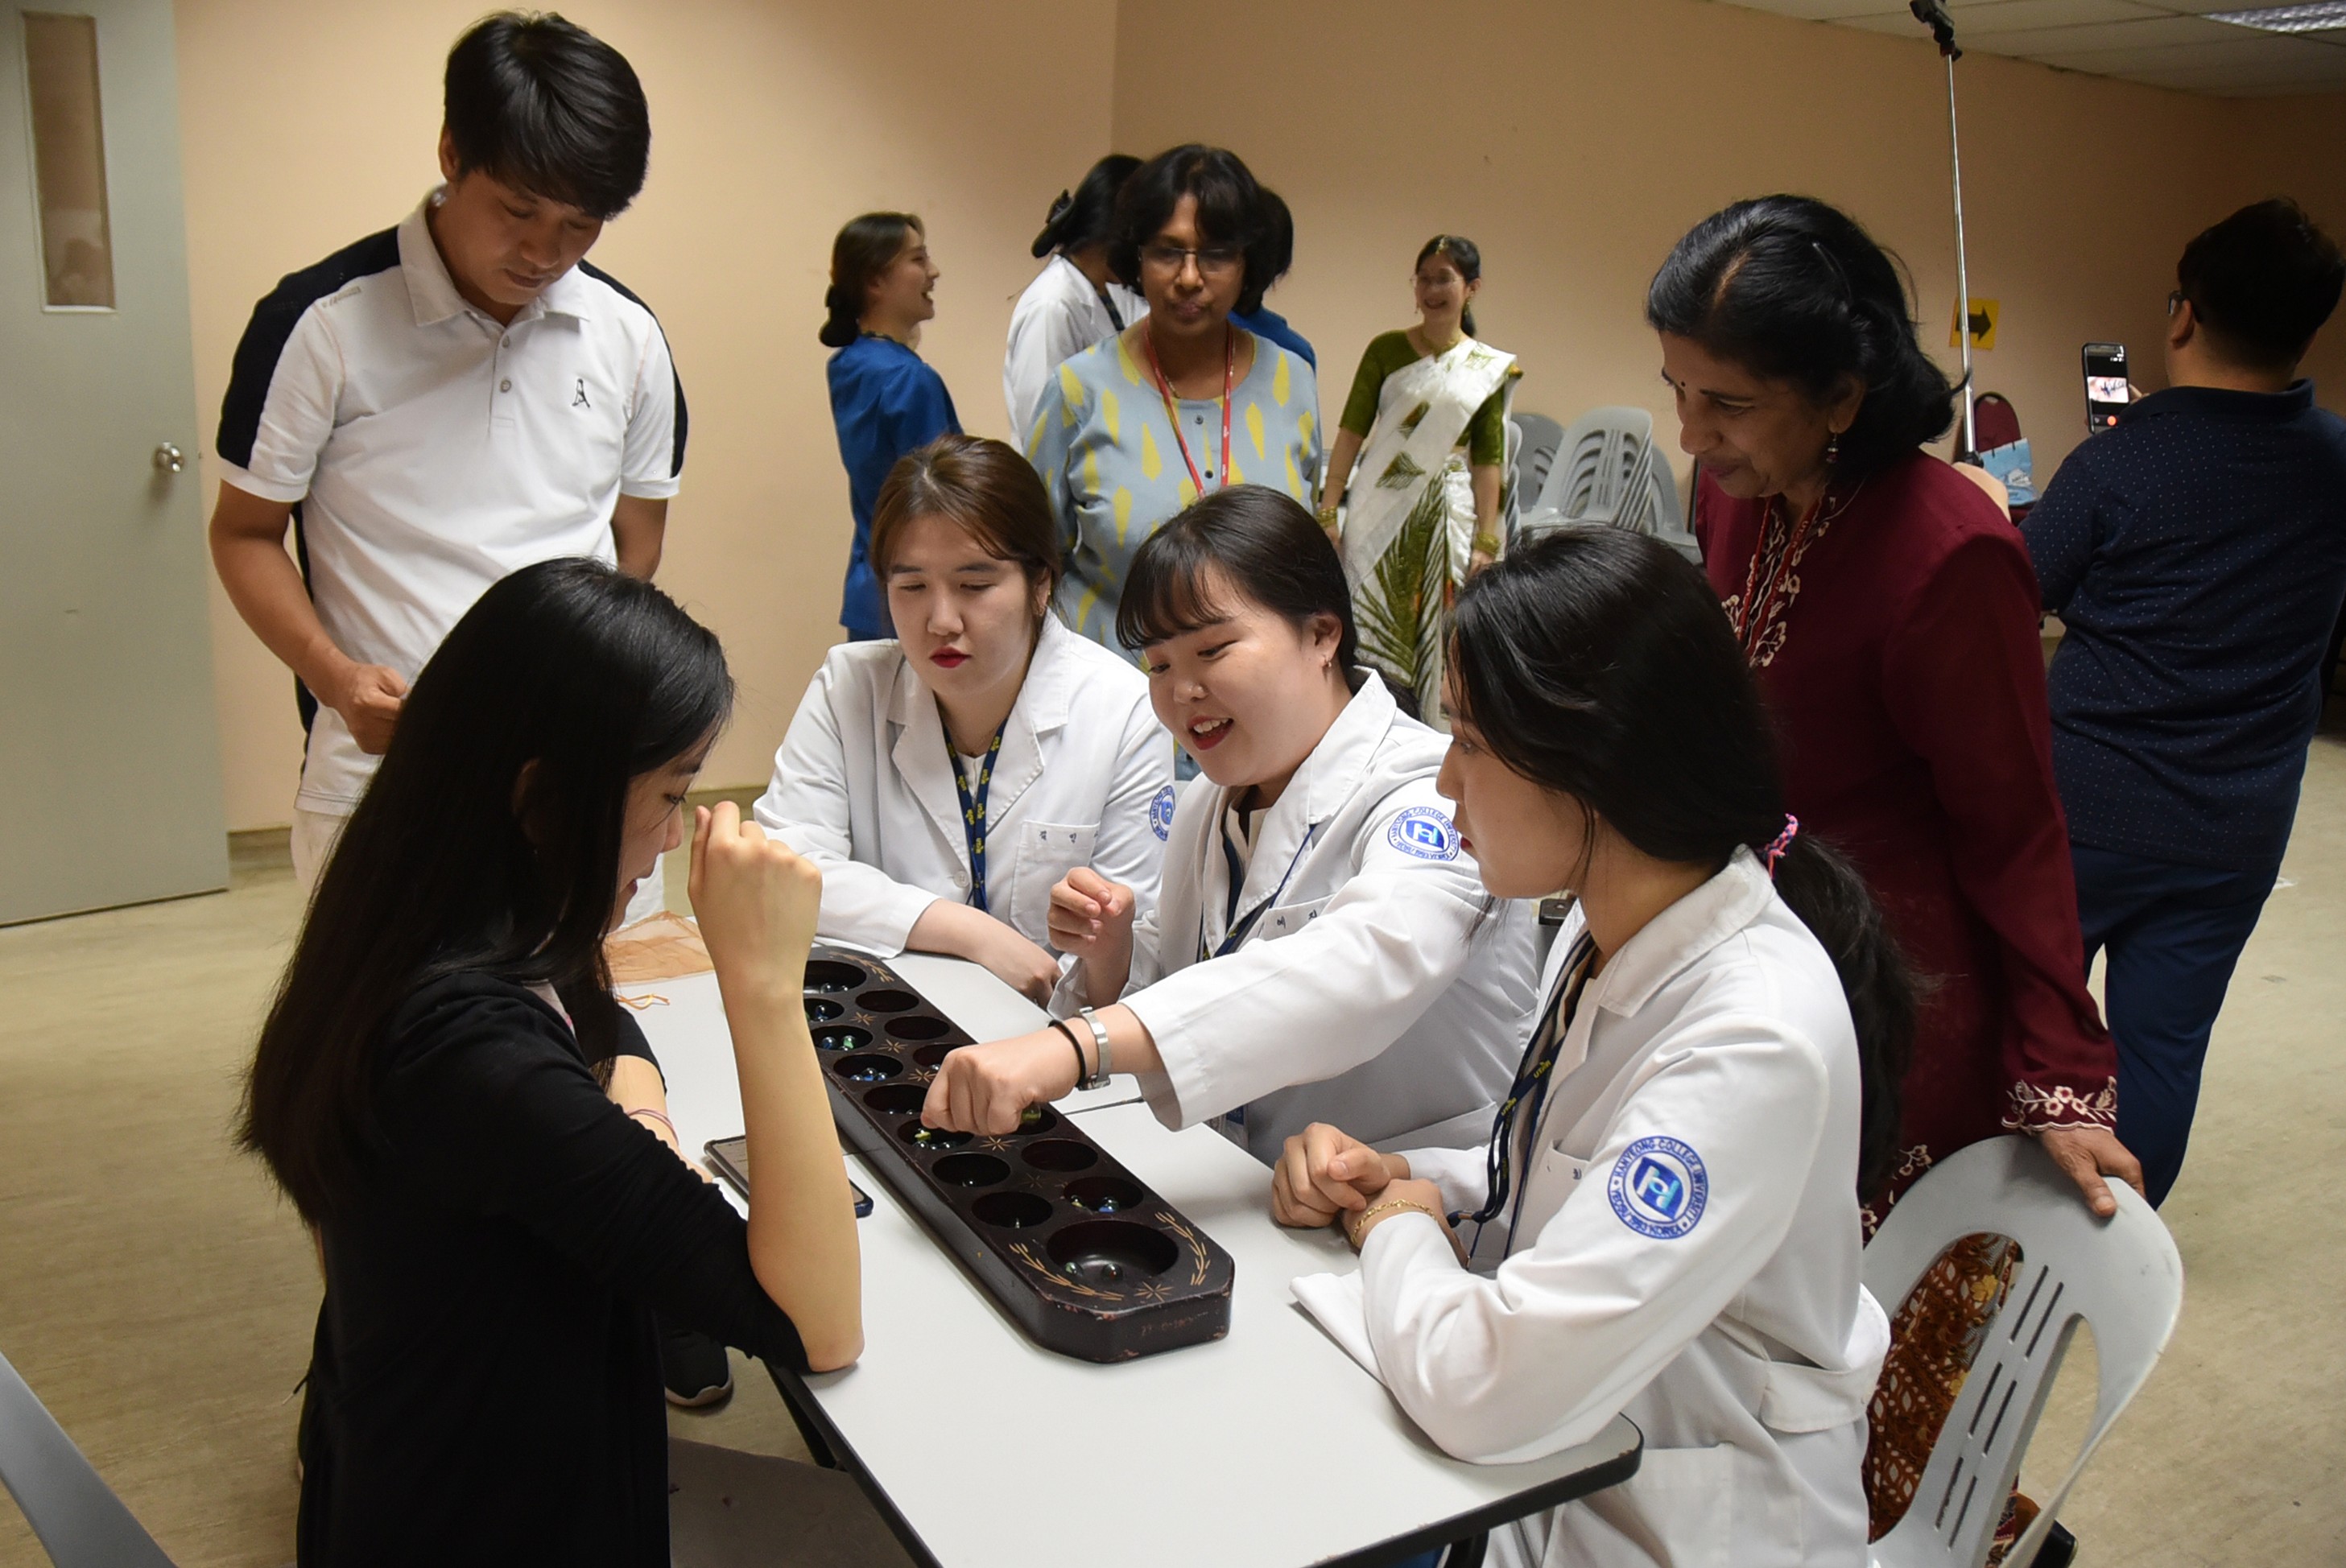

{"left": 1, "top": 733, "right": 2340, "bottom": 1566}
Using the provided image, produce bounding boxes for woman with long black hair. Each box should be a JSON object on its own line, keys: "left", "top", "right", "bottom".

{"left": 1002, "top": 154, "right": 1146, "bottom": 438}
{"left": 1278, "top": 526, "right": 1912, "bottom": 1568}
{"left": 242, "top": 559, "right": 859, "bottom": 1565}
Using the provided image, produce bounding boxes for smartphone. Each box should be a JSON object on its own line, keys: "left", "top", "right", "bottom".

{"left": 2082, "top": 343, "right": 2129, "bottom": 434}
{"left": 704, "top": 1137, "right": 874, "bottom": 1217}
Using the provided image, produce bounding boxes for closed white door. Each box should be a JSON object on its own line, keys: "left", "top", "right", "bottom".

{"left": 0, "top": 1, "right": 225, "bottom": 922}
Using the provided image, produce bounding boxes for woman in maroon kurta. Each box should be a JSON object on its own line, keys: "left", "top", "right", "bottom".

{"left": 1646, "top": 195, "right": 2137, "bottom": 1219}
{"left": 1650, "top": 194, "right": 2142, "bottom": 1549}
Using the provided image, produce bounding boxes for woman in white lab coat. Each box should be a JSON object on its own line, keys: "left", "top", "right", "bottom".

{"left": 919, "top": 485, "right": 1536, "bottom": 1158}
{"left": 1002, "top": 155, "right": 1149, "bottom": 441}
{"left": 1275, "top": 526, "right": 1918, "bottom": 1568}
{"left": 757, "top": 434, "right": 1172, "bottom": 1002}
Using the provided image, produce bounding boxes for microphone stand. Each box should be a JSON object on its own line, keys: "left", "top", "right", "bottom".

{"left": 1912, "top": 0, "right": 1978, "bottom": 457}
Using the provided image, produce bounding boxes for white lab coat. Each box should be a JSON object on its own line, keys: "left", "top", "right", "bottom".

{"left": 756, "top": 614, "right": 1173, "bottom": 956}
{"left": 1057, "top": 671, "right": 1538, "bottom": 1158}
{"left": 1292, "top": 849, "right": 1887, "bottom": 1568}
{"left": 1002, "top": 254, "right": 1147, "bottom": 442}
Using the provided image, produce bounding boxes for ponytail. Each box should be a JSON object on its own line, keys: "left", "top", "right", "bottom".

{"left": 1032, "top": 154, "right": 1140, "bottom": 260}
{"left": 1449, "top": 526, "right": 1914, "bottom": 1201}
{"left": 1766, "top": 835, "right": 1915, "bottom": 1198}
{"left": 820, "top": 212, "right": 922, "bottom": 350}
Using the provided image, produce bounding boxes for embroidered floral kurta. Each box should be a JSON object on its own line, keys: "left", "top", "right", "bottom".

{"left": 1695, "top": 452, "right": 2119, "bottom": 1212}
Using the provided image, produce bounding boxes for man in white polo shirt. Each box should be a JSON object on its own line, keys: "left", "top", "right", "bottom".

{"left": 210, "top": 13, "right": 680, "bottom": 903}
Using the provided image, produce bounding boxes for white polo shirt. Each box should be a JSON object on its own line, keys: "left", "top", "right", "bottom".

{"left": 216, "top": 191, "right": 684, "bottom": 812}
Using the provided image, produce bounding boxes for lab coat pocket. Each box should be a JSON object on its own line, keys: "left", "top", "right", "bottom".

{"left": 1574, "top": 1443, "right": 1740, "bottom": 1568}
{"left": 1009, "top": 821, "right": 1099, "bottom": 939}
{"left": 1259, "top": 895, "right": 1331, "bottom": 942}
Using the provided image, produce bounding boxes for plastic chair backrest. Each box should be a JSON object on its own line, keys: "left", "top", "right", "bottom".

{"left": 1519, "top": 406, "right": 1697, "bottom": 562}
{"left": 1509, "top": 411, "right": 1565, "bottom": 534}
{"left": 0, "top": 1349, "right": 176, "bottom": 1568}
{"left": 1862, "top": 1138, "right": 2183, "bottom": 1568}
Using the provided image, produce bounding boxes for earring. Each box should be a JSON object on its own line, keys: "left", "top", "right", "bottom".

{"left": 1825, "top": 431, "right": 1842, "bottom": 465}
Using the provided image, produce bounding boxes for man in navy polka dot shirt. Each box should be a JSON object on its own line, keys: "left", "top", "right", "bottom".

{"left": 2022, "top": 199, "right": 2346, "bottom": 1207}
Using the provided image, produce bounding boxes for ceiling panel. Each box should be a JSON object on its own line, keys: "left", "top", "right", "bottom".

{"left": 1710, "top": 0, "right": 2346, "bottom": 94}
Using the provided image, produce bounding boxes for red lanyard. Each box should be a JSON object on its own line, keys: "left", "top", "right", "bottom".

{"left": 1142, "top": 324, "right": 1235, "bottom": 494}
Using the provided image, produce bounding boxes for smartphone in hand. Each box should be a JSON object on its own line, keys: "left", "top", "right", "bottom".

{"left": 2083, "top": 342, "right": 2129, "bottom": 434}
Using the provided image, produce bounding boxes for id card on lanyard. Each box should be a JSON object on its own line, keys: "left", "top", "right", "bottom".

{"left": 950, "top": 721, "right": 1008, "bottom": 914}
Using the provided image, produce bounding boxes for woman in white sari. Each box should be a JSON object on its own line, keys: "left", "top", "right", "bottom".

{"left": 1320, "top": 236, "right": 1519, "bottom": 719}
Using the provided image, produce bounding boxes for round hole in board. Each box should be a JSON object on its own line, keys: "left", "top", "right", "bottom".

{"left": 1063, "top": 1176, "right": 1147, "bottom": 1215}
{"left": 1047, "top": 1219, "right": 1178, "bottom": 1283}
{"left": 886, "top": 1014, "right": 953, "bottom": 1042}
{"left": 1007, "top": 1105, "right": 1061, "bottom": 1137}
{"left": 803, "top": 959, "right": 866, "bottom": 993}
{"left": 811, "top": 1025, "right": 873, "bottom": 1053}
{"left": 856, "top": 988, "right": 919, "bottom": 1013}
{"left": 973, "top": 1191, "right": 1055, "bottom": 1229}
{"left": 932, "top": 1153, "right": 1010, "bottom": 1188}
{"left": 1020, "top": 1139, "right": 1098, "bottom": 1173}
{"left": 898, "top": 1121, "right": 969, "bottom": 1153}
{"left": 830, "top": 1052, "right": 901, "bottom": 1083}
{"left": 804, "top": 997, "right": 844, "bottom": 1025}
{"left": 862, "top": 1083, "right": 927, "bottom": 1115}
{"left": 911, "top": 1042, "right": 962, "bottom": 1070}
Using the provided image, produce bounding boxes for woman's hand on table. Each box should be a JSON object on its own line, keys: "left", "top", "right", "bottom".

{"left": 1048, "top": 867, "right": 1136, "bottom": 1003}
{"left": 912, "top": 901, "right": 1061, "bottom": 1005}
{"left": 1344, "top": 1178, "right": 1466, "bottom": 1263}
{"left": 923, "top": 1029, "right": 1081, "bottom": 1135}
{"left": 688, "top": 803, "right": 822, "bottom": 999}
{"left": 1271, "top": 1123, "right": 1407, "bottom": 1228}
{"left": 2036, "top": 1124, "right": 2146, "bottom": 1219}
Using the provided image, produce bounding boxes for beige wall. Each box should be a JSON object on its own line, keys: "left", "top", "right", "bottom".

{"left": 1113, "top": 0, "right": 2346, "bottom": 487}
{"left": 176, "top": 0, "right": 1117, "bottom": 828}
{"left": 177, "top": 0, "right": 2345, "bottom": 827}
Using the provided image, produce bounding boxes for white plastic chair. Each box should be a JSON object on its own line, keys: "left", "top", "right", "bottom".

{"left": 0, "top": 1348, "right": 176, "bottom": 1567}
{"left": 1517, "top": 406, "right": 1699, "bottom": 563}
{"left": 1862, "top": 1137, "right": 2183, "bottom": 1568}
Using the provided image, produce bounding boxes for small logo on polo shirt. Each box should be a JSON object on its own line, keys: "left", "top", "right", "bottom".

{"left": 572, "top": 377, "right": 591, "bottom": 408}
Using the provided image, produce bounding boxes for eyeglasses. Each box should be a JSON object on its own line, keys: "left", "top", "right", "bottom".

{"left": 1139, "top": 243, "right": 1244, "bottom": 279}
{"left": 2167, "top": 290, "right": 2184, "bottom": 316}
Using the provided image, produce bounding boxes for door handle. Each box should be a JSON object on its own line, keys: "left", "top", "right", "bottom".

{"left": 153, "top": 442, "right": 184, "bottom": 473}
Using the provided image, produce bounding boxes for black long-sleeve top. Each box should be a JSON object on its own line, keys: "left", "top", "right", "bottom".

{"left": 2022, "top": 381, "right": 2346, "bottom": 870}
{"left": 296, "top": 973, "right": 807, "bottom": 1567}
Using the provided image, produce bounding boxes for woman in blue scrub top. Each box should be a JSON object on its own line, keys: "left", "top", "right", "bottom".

{"left": 822, "top": 212, "right": 961, "bottom": 641}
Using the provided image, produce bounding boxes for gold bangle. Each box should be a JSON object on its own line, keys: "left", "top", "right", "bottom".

{"left": 1348, "top": 1197, "right": 1439, "bottom": 1247}
{"left": 1471, "top": 533, "right": 1502, "bottom": 555}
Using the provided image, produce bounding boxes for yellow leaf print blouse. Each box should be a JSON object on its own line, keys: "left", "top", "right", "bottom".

{"left": 1026, "top": 329, "right": 1322, "bottom": 650}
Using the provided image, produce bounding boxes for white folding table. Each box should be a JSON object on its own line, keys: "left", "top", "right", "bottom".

{"left": 626, "top": 954, "right": 1638, "bottom": 1568}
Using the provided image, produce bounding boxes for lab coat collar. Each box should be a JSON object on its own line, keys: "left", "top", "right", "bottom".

{"left": 399, "top": 189, "right": 593, "bottom": 330}
{"left": 882, "top": 617, "right": 1083, "bottom": 864}
{"left": 1588, "top": 848, "right": 1777, "bottom": 1019}
{"left": 1209, "top": 669, "right": 1397, "bottom": 921}
{"left": 982, "top": 615, "right": 1081, "bottom": 823}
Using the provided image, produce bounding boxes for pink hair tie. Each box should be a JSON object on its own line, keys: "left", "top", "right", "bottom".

{"left": 1763, "top": 815, "right": 1801, "bottom": 877}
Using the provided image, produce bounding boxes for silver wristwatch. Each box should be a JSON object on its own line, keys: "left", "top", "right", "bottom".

{"left": 1076, "top": 1005, "right": 1113, "bottom": 1091}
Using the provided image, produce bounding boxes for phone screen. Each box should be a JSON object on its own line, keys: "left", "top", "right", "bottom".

{"left": 2083, "top": 343, "right": 2129, "bottom": 433}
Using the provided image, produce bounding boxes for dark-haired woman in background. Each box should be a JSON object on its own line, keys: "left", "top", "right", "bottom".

{"left": 1003, "top": 155, "right": 1148, "bottom": 439}
{"left": 1321, "top": 235, "right": 1519, "bottom": 716}
{"left": 241, "top": 559, "right": 859, "bottom": 1564}
{"left": 920, "top": 486, "right": 1531, "bottom": 1161}
{"left": 1649, "top": 194, "right": 2139, "bottom": 1545}
{"left": 1280, "top": 526, "right": 1910, "bottom": 1568}
{"left": 1027, "top": 146, "right": 1322, "bottom": 650}
{"left": 1228, "top": 188, "right": 1316, "bottom": 369}
{"left": 824, "top": 212, "right": 960, "bottom": 642}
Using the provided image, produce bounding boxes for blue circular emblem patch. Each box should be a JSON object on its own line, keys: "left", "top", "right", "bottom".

{"left": 1386, "top": 806, "right": 1460, "bottom": 862}
{"left": 1606, "top": 1137, "right": 1708, "bottom": 1240}
{"left": 1148, "top": 785, "right": 1176, "bottom": 843}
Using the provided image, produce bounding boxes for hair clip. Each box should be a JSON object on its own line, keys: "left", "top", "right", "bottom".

{"left": 1763, "top": 814, "right": 1800, "bottom": 877}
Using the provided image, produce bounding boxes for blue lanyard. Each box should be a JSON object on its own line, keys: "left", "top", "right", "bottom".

{"left": 949, "top": 721, "right": 1007, "bottom": 914}
{"left": 1460, "top": 933, "right": 1597, "bottom": 1251}
{"left": 1200, "top": 819, "right": 1318, "bottom": 963}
